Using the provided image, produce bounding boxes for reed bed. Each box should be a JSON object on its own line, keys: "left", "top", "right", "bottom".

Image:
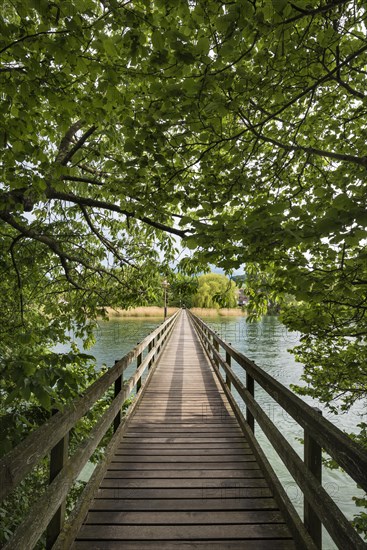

{"left": 103, "top": 306, "right": 245, "bottom": 318}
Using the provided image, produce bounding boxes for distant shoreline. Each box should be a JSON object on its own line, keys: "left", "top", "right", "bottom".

{"left": 190, "top": 307, "right": 245, "bottom": 317}
{"left": 103, "top": 306, "right": 245, "bottom": 318}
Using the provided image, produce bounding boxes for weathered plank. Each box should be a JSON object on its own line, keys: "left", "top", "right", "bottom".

{"left": 118, "top": 437, "right": 246, "bottom": 443}
{"left": 99, "top": 478, "right": 269, "bottom": 489}
{"left": 95, "top": 487, "right": 273, "bottom": 499}
{"left": 114, "top": 448, "right": 253, "bottom": 455}
{"left": 84, "top": 509, "right": 282, "bottom": 524}
{"left": 110, "top": 454, "right": 257, "bottom": 462}
{"left": 90, "top": 497, "right": 279, "bottom": 511}
{"left": 103, "top": 469, "right": 264, "bottom": 479}
{"left": 72, "top": 541, "right": 296, "bottom": 550}
{"left": 107, "top": 462, "right": 261, "bottom": 470}
{"left": 76, "top": 523, "right": 292, "bottom": 540}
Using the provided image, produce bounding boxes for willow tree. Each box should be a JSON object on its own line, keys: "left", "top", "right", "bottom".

{"left": 1, "top": 1, "right": 366, "bottom": 447}
{"left": 192, "top": 273, "right": 238, "bottom": 308}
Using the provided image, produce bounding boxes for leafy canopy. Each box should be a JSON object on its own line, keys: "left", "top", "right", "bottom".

{"left": 0, "top": 0, "right": 366, "bottom": 436}
{"left": 1, "top": 0, "right": 367, "bottom": 533}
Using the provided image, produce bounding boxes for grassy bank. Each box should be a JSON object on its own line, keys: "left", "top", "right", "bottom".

{"left": 104, "top": 306, "right": 179, "bottom": 318}
{"left": 103, "top": 306, "right": 244, "bottom": 318}
{"left": 190, "top": 307, "right": 245, "bottom": 317}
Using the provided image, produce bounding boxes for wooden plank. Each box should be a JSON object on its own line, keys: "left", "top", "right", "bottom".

{"left": 129, "top": 420, "right": 239, "bottom": 425}
{"left": 76, "top": 523, "right": 292, "bottom": 540}
{"left": 131, "top": 417, "right": 235, "bottom": 421}
{"left": 118, "top": 443, "right": 250, "bottom": 450}
{"left": 90, "top": 497, "right": 279, "bottom": 511}
{"left": 99, "top": 478, "right": 269, "bottom": 489}
{"left": 124, "top": 428, "right": 243, "bottom": 434}
{"left": 111, "top": 454, "right": 257, "bottom": 462}
{"left": 107, "top": 462, "right": 260, "bottom": 470}
{"left": 103, "top": 469, "right": 264, "bottom": 479}
{"left": 84, "top": 509, "right": 282, "bottom": 524}
{"left": 120, "top": 437, "right": 246, "bottom": 443}
{"left": 72, "top": 541, "right": 296, "bottom": 550}
{"left": 95, "top": 487, "right": 273, "bottom": 499}
{"left": 124, "top": 424, "right": 243, "bottom": 430}
{"left": 114, "top": 449, "right": 253, "bottom": 455}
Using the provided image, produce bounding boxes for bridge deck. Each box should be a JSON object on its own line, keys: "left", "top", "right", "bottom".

{"left": 72, "top": 311, "right": 295, "bottom": 549}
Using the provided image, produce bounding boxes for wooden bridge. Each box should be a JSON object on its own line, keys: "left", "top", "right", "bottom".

{"left": 1, "top": 309, "right": 367, "bottom": 549}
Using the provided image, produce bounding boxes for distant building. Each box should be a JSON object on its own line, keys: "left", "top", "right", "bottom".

{"left": 237, "top": 288, "right": 248, "bottom": 306}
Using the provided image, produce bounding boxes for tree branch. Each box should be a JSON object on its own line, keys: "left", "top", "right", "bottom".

{"left": 0, "top": 212, "right": 129, "bottom": 289}
{"left": 247, "top": 128, "right": 367, "bottom": 168}
{"left": 0, "top": 30, "right": 69, "bottom": 55}
{"left": 9, "top": 236, "right": 25, "bottom": 325}
{"left": 55, "top": 121, "right": 83, "bottom": 165}
{"left": 62, "top": 175, "right": 104, "bottom": 186}
{"left": 78, "top": 204, "right": 136, "bottom": 267}
{"left": 60, "top": 125, "right": 98, "bottom": 166}
{"left": 46, "top": 188, "right": 188, "bottom": 238}
{"left": 0, "top": 212, "right": 85, "bottom": 288}
{"left": 283, "top": 0, "right": 351, "bottom": 25}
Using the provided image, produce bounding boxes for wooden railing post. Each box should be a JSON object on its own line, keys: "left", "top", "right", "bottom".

{"left": 246, "top": 373, "right": 255, "bottom": 432}
{"left": 114, "top": 360, "right": 122, "bottom": 432}
{"left": 46, "top": 410, "right": 69, "bottom": 550}
{"left": 226, "top": 345, "right": 232, "bottom": 391}
{"left": 206, "top": 327, "right": 210, "bottom": 350}
{"left": 148, "top": 340, "right": 153, "bottom": 369}
{"left": 304, "top": 408, "right": 322, "bottom": 549}
{"left": 213, "top": 335, "right": 219, "bottom": 367}
{"left": 136, "top": 347, "right": 142, "bottom": 393}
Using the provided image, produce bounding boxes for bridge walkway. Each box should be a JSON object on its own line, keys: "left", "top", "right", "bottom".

{"left": 72, "top": 311, "right": 295, "bottom": 549}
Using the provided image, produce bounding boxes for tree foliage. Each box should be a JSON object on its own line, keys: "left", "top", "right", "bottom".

{"left": 192, "top": 273, "right": 238, "bottom": 309}
{"left": 167, "top": 273, "right": 199, "bottom": 308}
{"left": 1, "top": 0, "right": 367, "bottom": 529}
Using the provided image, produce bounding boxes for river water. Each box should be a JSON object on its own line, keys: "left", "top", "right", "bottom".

{"left": 73, "top": 313, "right": 366, "bottom": 549}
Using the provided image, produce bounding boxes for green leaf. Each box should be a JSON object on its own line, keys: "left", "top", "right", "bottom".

{"left": 35, "top": 387, "right": 51, "bottom": 410}
{"left": 272, "top": 0, "right": 288, "bottom": 14}
{"left": 151, "top": 31, "right": 165, "bottom": 50}
{"left": 196, "top": 37, "right": 210, "bottom": 55}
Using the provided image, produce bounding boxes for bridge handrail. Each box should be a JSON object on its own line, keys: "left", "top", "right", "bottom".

{"left": 188, "top": 310, "right": 367, "bottom": 550}
{"left": 0, "top": 309, "right": 180, "bottom": 550}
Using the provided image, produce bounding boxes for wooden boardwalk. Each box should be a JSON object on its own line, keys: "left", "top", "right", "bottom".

{"left": 72, "top": 311, "right": 295, "bottom": 549}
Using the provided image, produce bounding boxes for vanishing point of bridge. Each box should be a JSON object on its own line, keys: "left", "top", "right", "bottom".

{"left": 1, "top": 310, "right": 367, "bottom": 549}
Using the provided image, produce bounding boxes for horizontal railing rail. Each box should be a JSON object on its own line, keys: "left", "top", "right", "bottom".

{"left": 188, "top": 310, "right": 367, "bottom": 550}
{"left": 0, "top": 310, "right": 180, "bottom": 550}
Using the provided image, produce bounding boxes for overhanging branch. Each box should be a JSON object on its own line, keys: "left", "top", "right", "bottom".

{"left": 47, "top": 188, "right": 188, "bottom": 238}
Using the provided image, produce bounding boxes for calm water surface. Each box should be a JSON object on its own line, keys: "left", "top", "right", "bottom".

{"left": 77, "top": 313, "right": 365, "bottom": 549}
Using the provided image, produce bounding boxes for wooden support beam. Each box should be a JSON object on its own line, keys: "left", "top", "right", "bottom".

{"left": 304, "top": 408, "right": 322, "bottom": 549}
{"left": 246, "top": 373, "right": 255, "bottom": 433}
{"left": 136, "top": 347, "right": 142, "bottom": 393}
{"left": 114, "top": 360, "right": 122, "bottom": 432}
{"left": 46, "top": 410, "right": 69, "bottom": 550}
{"left": 226, "top": 347, "right": 231, "bottom": 391}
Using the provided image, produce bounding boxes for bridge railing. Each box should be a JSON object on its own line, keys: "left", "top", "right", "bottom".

{"left": 0, "top": 310, "right": 180, "bottom": 550}
{"left": 188, "top": 310, "right": 367, "bottom": 550}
